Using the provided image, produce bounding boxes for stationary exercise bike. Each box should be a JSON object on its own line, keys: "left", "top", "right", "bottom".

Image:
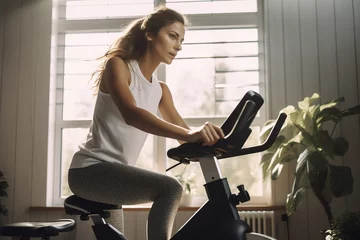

{"left": 0, "top": 91, "right": 286, "bottom": 240}
{"left": 164, "top": 91, "right": 286, "bottom": 240}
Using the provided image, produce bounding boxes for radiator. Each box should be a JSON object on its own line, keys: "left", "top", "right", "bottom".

{"left": 239, "top": 211, "right": 275, "bottom": 237}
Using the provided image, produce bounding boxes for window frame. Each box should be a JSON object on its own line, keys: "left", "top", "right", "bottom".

{"left": 50, "top": 0, "right": 268, "bottom": 206}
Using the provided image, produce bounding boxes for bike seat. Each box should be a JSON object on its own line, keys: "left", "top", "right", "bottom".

{"left": 64, "top": 195, "right": 122, "bottom": 216}
{"left": 0, "top": 219, "right": 75, "bottom": 237}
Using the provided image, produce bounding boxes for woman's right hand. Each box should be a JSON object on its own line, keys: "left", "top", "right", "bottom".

{"left": 186, "top": 122, "right": 225, "bottom": 146}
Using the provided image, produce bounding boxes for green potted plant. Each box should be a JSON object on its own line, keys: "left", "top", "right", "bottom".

{"left": 0, "top": 170, "right": 9, "bottom": 216}
{"left": 324, "top": 211, "right": 360, "bottom": 240}
{"left": 259, "top": 93, "right": 360, "bottom": 228}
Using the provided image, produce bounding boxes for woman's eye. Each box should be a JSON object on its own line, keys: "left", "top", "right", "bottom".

{"left": 169, "top": 34, "right": 176, "bottom": 39}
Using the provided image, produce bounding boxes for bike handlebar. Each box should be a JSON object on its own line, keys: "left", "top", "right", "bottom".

{"left": 165, "top": 91, "right": 287, "bottom": 171}
{"left": 216, "top": 112, "right": 287, "bottom": 159}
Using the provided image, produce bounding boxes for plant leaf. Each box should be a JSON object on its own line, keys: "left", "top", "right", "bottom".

{"left": 281, "top": 144, "right": 300, "bottom": 163}
{"left": 341, "top": 104, "right": 360, "bottom": 118}
{"left": 316, "top": 107, "right": 342, "bottom": 126}
{"left": 309, "top": 105, "right": 321, "bottom": 118}
{"left": 297, "top": 167, "right": 310, "bottom": 189}
{"left": 281, "top": 105, "right": 297, "bottom": 115}
{"left": 0, "top": 181, "right": 8, "bottom": 189}
{"left": 286, "top": 187, "right": 306, "bottom": 216}
{"left": 0, "top": 205, "right": 8, "bottom": 216}
{"left": 301, "top": 112, "right": 315, "bottom": 134}
{"left": 267, "top": 145, "right": 298, "bottom": 175}
{"left": 294, "top": 157, "right": 310, "bottom": 191}
{"left": 319, "top": 97, "right": 345, "bottom": 112}
{"left": 261, "top": 152, "right": 273, "bottom": 166}
{"left": 308, "top": 93, "right": 321, "bottom": 106}
{"left": 279, "top": 124, "right": 299, "bottom": 142}
{"left": 266, "top": 135, "right": 286, "bottom": 153}
{"left": 289, "top": 111, "right": 314, "bottom": 134}
{"left": 289, "top": 109, "right": 302, "bottom": 125}
{"left": 271, "top": 163, "right": 284, "bottom": 180}
{"left": 259, "top": 120, "right": 276, "bottom": 143}
{"left": 314, "top": 130, "right": 335, "bottom": 157}
{"left": 267, "top": 147, "right": 283, "bottom": 172}
{"left": 286, "top": 192, "right": 296, "bottom": 216}
{"left": 298, "top": 93, "right": 320, "bottom": 111}
{"left": 307, "top": 151, "right": 328, "bottom": 192}
{"left": 287, "top": 154, "right": 310, "bottom": 217}
{"left": 333, "top": 137, "right": 349, "bottom": 156}
{"left": 296, "top": 148, "right": 312, "bottom": 173}
{"left": 294, "top": 124, "right": 317, "bottom": 150}
{"left": 0, "top": 188, "right": 8, "bottom": 197}
{"left": 329, "top": 164, "right": 353, "bottom": 197}
{"left": 308, "top": 151, "right": 328, "bottom": 171}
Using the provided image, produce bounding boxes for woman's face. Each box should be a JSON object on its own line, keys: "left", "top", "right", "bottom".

{"left": 147, "top": 21, "right": 185, "bottom": 64}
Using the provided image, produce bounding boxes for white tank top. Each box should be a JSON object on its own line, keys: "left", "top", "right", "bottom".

{"left": 70, "top": 59, "right": 162, "bottom": 168}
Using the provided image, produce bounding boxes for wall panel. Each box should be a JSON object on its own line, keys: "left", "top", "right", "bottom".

{"left": 282, "top": 0, "right": 309, "bottom": 239}
{"left": 299, "top": 0, "right": 320, "bottom": 96}
{"left": 299, "top": 0, "right": 325, "bottom": 238}
{"left": 0, "top": 2, "right": 4, "bottom": 101}
{"left": 31, "top": 0, "right": 52, "bottom": 207}
{"left": 334, "top": 0, "right": 360, "bottom": 214}
{"left": 265, "top": 0, "right": 289, "bottom": 214}
{"left": 317, "top": 0, "right": 339, "bottom": 103}
{"left": 283, "top": 0, "right": 302, "bottom": 105}
{"left": 316, "top": 0, "right": 346, "bottom": 228}
{"left": 13, "top": 0, "right": 37, "bottom": 223}
{"left": 0, "top": 0, "right": 22, "bottom": 225}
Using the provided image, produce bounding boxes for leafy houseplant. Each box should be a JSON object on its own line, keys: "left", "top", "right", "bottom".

{"left": 260, "top": 93, "right": 360, "bottom": 226}
{"left": 0, "top": 170, "right": 9, "bottom": 216}
{"left": 324, "top": 211, "right": 360, "bottom": 240}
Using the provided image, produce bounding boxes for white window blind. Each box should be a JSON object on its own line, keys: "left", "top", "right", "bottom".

{"left": 51, "top": 0, "right": 268, "bottom": 206}
{"left": 167, "top": 28, "right": 259, "bottom": 118}
{"left": 166, "top": 0, "right": 257, "bottom": 14}
{"left": 63, "top": 0, "right": 154, "bottom": 19}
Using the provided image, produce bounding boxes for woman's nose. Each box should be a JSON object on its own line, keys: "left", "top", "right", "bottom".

{"left": 175, "top": 43, "right": 182, "bottom": 51}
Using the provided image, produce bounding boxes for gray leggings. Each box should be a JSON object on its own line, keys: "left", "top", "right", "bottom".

{"left": 68, "top": 161, "right": 183, "bottom": 240}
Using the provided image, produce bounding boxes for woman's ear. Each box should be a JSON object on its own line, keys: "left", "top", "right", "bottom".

{"left": 145, "top": 32, "right": 153, "bottom": 42}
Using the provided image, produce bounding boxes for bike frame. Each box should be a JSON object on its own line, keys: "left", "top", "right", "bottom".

{"left": 171, "top": 156, "right": 251, "bottom": 240}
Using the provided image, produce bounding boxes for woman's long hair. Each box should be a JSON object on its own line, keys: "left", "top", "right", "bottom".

{"left": 91, "top": 5, "right": 189, "bottom": 90}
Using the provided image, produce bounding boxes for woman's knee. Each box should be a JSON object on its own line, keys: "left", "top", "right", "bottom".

{"left": 165, "top": 176, "right": 183, "bottom": 197}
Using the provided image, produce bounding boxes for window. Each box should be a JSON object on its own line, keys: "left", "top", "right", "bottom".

{"left": 51, "top": 0, "right": 267, "bottom": 206}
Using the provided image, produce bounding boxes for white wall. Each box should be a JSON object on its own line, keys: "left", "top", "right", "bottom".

{"left": 0, "top": 0, "right": 52, "bottom": 224}
{"left": 0, "top": 0, "right": 359, "bottom": 240}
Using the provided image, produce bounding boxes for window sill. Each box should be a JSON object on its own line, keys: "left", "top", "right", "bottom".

{"left": 30, "top": 205, "right": 285, "bottom": 212}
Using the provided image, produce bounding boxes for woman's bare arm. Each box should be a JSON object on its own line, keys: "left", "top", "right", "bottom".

{"left": 158, "top": 81, "right": 191, "bottom": 144}
{"left": 102, "top": 57, "right": 224, "bottom": 145}
{"left": 102, "top": 57, "right": 192, "bottom": 142}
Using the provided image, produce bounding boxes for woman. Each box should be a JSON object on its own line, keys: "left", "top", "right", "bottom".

{"left": 68, "top": 5, "right": 224, "bottom": 240}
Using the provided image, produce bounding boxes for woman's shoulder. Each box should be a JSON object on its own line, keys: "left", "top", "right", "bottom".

{"left": 103, "top": 57, "right": 133, "bottom": 80}
{"left": 158, "top": 81, "right": 171, "bottom": 95}
{"left": 101, "top": 57, "right": 133, "bottom": 91}
{"left": 105, "top": 56, "right": 130, "bottom": 70}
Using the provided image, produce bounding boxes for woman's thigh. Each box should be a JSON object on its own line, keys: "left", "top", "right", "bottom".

{"left": 68, "top": 161, "right": 182, "bottom": 205}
